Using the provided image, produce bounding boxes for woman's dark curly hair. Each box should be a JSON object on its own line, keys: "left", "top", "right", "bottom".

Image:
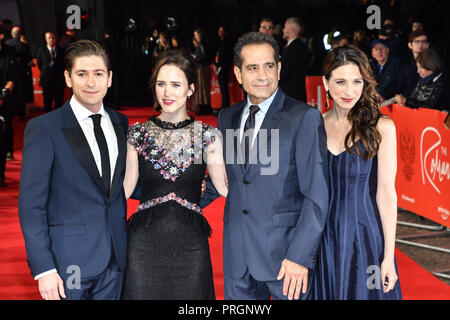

{"left": 322, "top": 45, "right": 383, "bottom": 160}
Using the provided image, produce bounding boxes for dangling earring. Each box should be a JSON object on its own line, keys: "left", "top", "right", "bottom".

{"left": 326, "top": 90, "right": 330, "bottom": 110}
{"left": 187, "top": 95, "right": 191, "bottom": 109}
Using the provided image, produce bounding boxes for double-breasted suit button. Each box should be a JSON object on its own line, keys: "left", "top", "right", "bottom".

{"left": 243, "top": 209, "right": 249, "bottom": 215}
{"left": 243, "top": 180, "right": 249, "bottom": 185}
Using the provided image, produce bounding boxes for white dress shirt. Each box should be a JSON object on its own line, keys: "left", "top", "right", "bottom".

{"left": 47, "top": 45, "right": 56, "bottom": 55}
{"left": 70, "top": 96, "right": 119, "bottom": 181}
{"left": 34, "top": 96, "right": 118, "bottom": 280}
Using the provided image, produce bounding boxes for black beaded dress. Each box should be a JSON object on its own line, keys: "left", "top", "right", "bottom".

{"left": 121, "top": 116, "right": 219, "bottom": 300}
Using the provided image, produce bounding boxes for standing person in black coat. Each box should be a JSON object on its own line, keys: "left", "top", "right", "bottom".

{"left": 5, "top": 26, "right": 33, "bottom": 121}
{"left": 279, "top": 17, "right": 308, "bottom": 102}
{"left": 0, "top": 21, "right": 16, "bottom": 186}
{"left": 214, "top": 25, "right": 233, "bottom": 110}
{"left": 37, "top": 32, "right": 65, "bottom": 113}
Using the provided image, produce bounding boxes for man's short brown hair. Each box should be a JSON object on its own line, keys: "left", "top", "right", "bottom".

{"left": 64, "top": 39, "right": 110, "bottom": 74}
{"left": 408, "top": 29, "right": 428, "bottom": 43}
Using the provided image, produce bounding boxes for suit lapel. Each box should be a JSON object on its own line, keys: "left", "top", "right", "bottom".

{"left": 228, "top": 101, "right": 246, "bottom": 176}
{"left": 107, "top": 109, "right": 126, "bottom": 197}
{"left": 244, "top": 90, "right": 285, "bottom": 176}
{"left": 61, "top": 102, "right": 109, "bottom": 196}
{"left": 246, "top": 113, "right": 282, "bottom": 175}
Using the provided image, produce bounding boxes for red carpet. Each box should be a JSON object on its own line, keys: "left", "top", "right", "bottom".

{"left": 1, "top": 106, "right": 449, "bottom": 300}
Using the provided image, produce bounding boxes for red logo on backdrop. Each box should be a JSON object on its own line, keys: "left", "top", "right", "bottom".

{"left": 210, "top": 76, "right": 220, "bottom": 96}
{"left": 399, "top": 128, "right": 415, "bottom": 181}
{"left": 420, "top": 127, "right": 450, "bottom": 195}
{"left": 381, "top": 104, "right": 450, "bottom": 227}
{"left": 420, "top": 127, "right": 450, "bottom": 221}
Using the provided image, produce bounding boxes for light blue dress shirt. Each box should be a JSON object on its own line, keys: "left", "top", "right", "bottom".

{"left": 239, "top": 89, "right": 278, "bottom": 144}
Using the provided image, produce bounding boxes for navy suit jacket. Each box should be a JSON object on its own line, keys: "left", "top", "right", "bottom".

{"left": 18, "top": 101, "right": 129, "bottom": 279}
{"left": 201, "top": 89, "right": 329, "bottom": 281}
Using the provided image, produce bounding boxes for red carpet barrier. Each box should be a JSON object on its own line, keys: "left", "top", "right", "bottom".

{"left": 381, "top": 104, "right": 450, "bottom": 228}
{"left": 305, "top": 75, "right": 333, "bottom": 113}
{"left": 209, "top": 64, "right": 244, "bottom": 109}
{"left": 31, "top": 59, "right": 44, "bottom": 107}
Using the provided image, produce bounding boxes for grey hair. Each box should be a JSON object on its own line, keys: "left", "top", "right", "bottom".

{"left": 233, "top": 31, "right": 280, "bottom": 69}
{"left": 285, "top": 17, "right": 303, "bottom": 37}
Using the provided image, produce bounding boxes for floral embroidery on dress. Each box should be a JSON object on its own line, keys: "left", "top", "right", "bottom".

{"left": 127, "top": 116, "right": 219, "bottom": 182}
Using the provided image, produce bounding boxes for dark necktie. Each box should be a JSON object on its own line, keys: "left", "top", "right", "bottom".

{"left": 90, "top": 114, "right": 111, "bottom": 194}
{"left": 242, "top": 105, "right": 260, "bottom": 167}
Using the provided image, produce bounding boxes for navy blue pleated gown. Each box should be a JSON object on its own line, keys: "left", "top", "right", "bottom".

{"left": 313, "top": 140, "right": 402, "bottom": 300}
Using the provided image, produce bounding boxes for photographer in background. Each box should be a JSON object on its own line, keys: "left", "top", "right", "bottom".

{"left": 0, "top": 21, "right": 16, "bottom": 187}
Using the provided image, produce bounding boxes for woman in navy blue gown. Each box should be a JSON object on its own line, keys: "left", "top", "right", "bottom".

{"left": 313, "top": 46, "right": 402, "bottom": 299}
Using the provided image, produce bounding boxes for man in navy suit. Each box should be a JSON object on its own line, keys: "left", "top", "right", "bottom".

{"left": 201, "top": 32, "right": 328, "bottom": 300}
{"left": 19, "top": 40, "right": 128, "bottom": 300}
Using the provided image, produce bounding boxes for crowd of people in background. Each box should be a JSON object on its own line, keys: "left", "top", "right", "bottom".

{"left": 144, "top": 15, "right": 449, "bottom": 114}
{"left": 0, "top": 14, "right": 449, "bottom": 188}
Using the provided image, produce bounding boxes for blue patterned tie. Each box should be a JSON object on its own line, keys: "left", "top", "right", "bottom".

{"left": 243, "top": 105, "right": 260, "bottom": 167}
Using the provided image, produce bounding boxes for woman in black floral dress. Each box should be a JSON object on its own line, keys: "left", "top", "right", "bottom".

{"left": 121, "top": 51, "right": 228, "bottom": 299}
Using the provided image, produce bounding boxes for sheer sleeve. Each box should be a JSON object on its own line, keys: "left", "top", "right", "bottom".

{"left": 202, "top": 123, "right": 221, "bottom": 153}
{"left": 202, "top": 123, "right": 227, "bottom": 197}
{"left": 127, "top": 122, "right": 148, "bottom": 152}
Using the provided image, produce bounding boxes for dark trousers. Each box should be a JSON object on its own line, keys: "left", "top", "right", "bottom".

{"left": 218, "top": 67, "right": 231, "bottom": 108}
{"left": 0, "top": 100, "right": 14, "bottom": 154}
{"left": 43, "top": 85, "right": 65, "bottom": 113}
{"left": 62, "top": 250, "right": 124, "bottom": 300}
{"left": 15, "top": 94, "right": 26, "bottom": 119}
{"left": 224, "top": 268, "right": 313, "bottom": 300}
{"left": 15, "top": 82, "right": 29, "bottom": 118}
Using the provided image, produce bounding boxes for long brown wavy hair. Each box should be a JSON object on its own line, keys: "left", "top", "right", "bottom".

{"left": 321, "top": 45, "right": 383, "bottom": 160}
